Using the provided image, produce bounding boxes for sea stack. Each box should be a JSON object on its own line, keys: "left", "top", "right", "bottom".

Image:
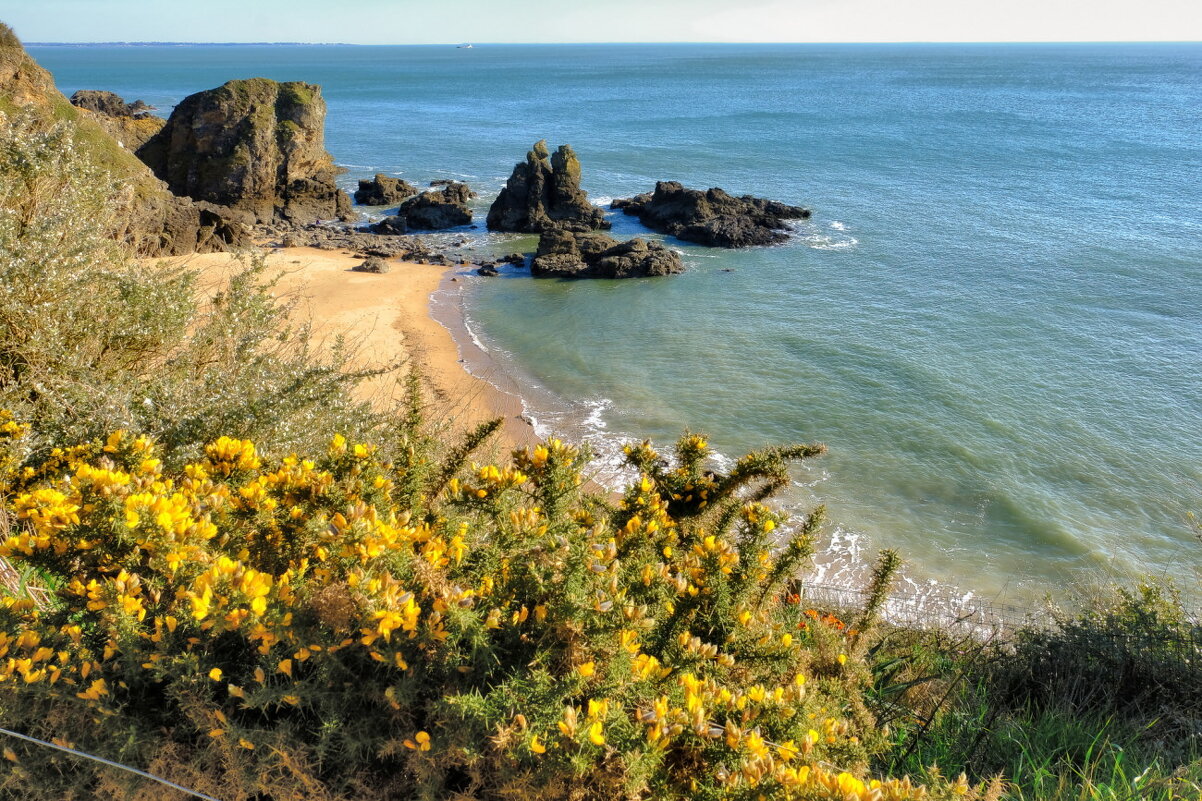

{"left": 486, "top": 140, "right": 608, "bottom": 233}
{"left": 137, "top": 78, "right": 354, "bottom": 225}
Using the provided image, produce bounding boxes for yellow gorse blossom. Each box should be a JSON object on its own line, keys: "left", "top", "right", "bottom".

{"left": 0, "top": 420, "right": 960, "bottom": 800}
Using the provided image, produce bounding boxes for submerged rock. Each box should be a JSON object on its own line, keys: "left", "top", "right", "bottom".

{"left": 486, "top": 140, "right": 608, "bottom": 233}
{"left": 137, "top": 78, "right": 354, "bottom": 225}
{"left": 530, "top": 224, "right": 683, "bottom": 279}
{"left": 368, "top": 181, "right": 473, "bottom": 233}
{"left": 613, "top": 181, "right": 810, "bottom": 247}
{"left": 354, "top": 173, "right": 417, "bottom": 206}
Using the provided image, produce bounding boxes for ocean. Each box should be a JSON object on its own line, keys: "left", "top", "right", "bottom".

{"left": 31, "top": 42, "right": 1202, "bottom": 607}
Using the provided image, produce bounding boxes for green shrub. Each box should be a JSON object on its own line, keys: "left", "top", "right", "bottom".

{"left": 0, "top": 113, "right": 391, "bottom": 463}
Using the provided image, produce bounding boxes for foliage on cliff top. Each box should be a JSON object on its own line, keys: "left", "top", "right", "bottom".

{"left": 0, "top": 413, "right": 996, "bottom": 801}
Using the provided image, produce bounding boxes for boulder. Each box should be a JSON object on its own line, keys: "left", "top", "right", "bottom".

{"left": 613, "top": 181, "right": 810, "bottom": 248}
{"left": 486, "top": 140, "right": 608, "bottom": 233}
{"left": 137, "top": 78, "right": 354, "bottom": 225}
{"left": 476, "top": 264, "right": 499, "bottom": 277}
{"left": 354, "top": 173, "right": 417, "bottom": 206}
{"left": 431, "top": 179, "right": 477, "bottom": 196}
{"left": 530, "top": 224, "right": 683, "bottom": 279}
{"left": 368, "top": 181, "right": 473, "bottom": 233}
{"left": 352, "top": 256, "right": 390, "bottom": 274}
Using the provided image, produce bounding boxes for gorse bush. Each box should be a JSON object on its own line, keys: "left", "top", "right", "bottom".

{"left": 0, "top": 113, "right": 389, "bottom": 462}
{"left": 0, "top": 416, "right": 991, "bottom": 800}
{"left": 5, "top": 70, "right": 1195, "bottom": 801}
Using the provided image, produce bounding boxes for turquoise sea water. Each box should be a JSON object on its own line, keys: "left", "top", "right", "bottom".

{"left": 32, "top": 43, "right": 1202, "bottom": 604}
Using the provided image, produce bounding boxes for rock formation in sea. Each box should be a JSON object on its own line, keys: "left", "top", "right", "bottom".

{"left": 530, "top": 224, "right": 683, "bottom": 279}
{"left": 613, "top": 181, "right": 811, "bottom": 248}
{"left": 368, "top": 181, "right": 473, "bottom": 233}
{"left": 69, "top": 89, "right": 165, "bottom": 153}
{"left": 137, "top": 78, "right": 354, "bottom": 225}
{"left": 70, "top": 89, "right": 154, "bottom": 118}
{"left": 354, "top": 173, "right": 418, "bottom": 206}
{"left": 486, "top": 140, "right": 608, "bottom": 233}
{"left": 0, "top": 23, "right": 250, "bottom": 255}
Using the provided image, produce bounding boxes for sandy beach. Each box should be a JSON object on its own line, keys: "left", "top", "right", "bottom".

{"left": 173, "top": 246, "right": 536, "bottom": 453}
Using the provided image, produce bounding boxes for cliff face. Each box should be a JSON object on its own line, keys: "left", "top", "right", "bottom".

{"left": 0, "top": 23, "right": 250, "bottom": 255}
{"left": 138, "top": 79, "right": 353, "bottom": 225}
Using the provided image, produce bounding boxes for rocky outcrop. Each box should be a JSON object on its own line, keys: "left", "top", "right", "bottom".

{"left": 530, "top": 224, "right": 683, "bottom": 279}
{"left": 70, "top": 89, "right": 154, "bottom": 118}
{"left": 0, "top": 23, "right": 249, "bottom": 256}
{"left": 137, "top": 78, "right": 353, "bottom": 225}
{"left": 369, "top": 181, "right": 473, "bottom": 233}
{"left": 613, "top": 181, "right": 810, "bottom": 248}
{"left": 354, "top": 173, "right": 417, "bottom": 206}
{"left": 264, "top": 224, "right": 436, "bottom": 261}
{"left": 486, "top": 140, "right": 608, "bottom": 233}
{"left": 69, "top": 89, "right": 165, "bottom": 152}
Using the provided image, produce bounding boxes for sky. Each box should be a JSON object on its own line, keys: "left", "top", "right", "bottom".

{"left": 2, "top": 0, "right": 1200, "bottom": 44}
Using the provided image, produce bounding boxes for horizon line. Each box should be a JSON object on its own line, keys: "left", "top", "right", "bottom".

{"left": 23, "top": 39, "right": 1202, "bottom": 47}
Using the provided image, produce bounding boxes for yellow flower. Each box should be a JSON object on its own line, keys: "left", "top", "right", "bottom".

{"left": 587, "top": 721, "right": 605, "bottom": 746}
{"left": 577, "top": 661, "right": 595, "bottom": 678}
{"left": 404, "top": 731, "right": 432, "bottom": 751}
{"left": 529, "top": 734, "right": 546, "bottom": 754}
{"left": 190, "top": 589, "right": 212, "bottom": 621}
{"left": 208, "top": 668, "right": 223, "bottom": 681}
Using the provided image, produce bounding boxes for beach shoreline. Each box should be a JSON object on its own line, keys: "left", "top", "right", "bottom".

{"left": 171, "top": 246, "right": 537, "bottom": 454}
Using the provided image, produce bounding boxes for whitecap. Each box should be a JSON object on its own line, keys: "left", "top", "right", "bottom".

{"left": 800, "top": 234, "right": 858, "bottom": 251}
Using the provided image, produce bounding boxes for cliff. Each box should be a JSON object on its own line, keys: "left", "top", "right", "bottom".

{"left": 137, "top": 78, "right": 353, "bottom": 225}
{"left": 0, "top": 23, "right": 249, "bottom": 255}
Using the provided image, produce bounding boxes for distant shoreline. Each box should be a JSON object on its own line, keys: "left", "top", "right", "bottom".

{"left": 26, "top": 42, "right": 360, "bottom": 47}
{"left": 25, "top": 40, "right": 1202, "bottom": 47}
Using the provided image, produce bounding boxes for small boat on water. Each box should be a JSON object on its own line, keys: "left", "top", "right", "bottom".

{"left": 457, "top": 43, "right": 473, "bottom": 49}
